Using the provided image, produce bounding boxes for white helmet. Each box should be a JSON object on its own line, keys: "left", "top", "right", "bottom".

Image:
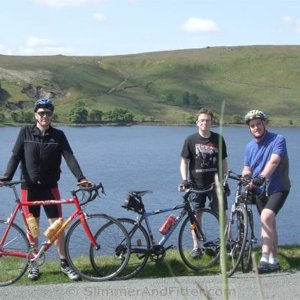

{"left": 244, "top": 110, "right": 266, "bottom": 124}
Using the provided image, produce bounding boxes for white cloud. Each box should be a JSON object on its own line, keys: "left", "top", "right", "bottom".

{"left": 179, "top": 17, "right": 220, "bottom": 33}
{"left": 281, "top": 16, "right": 300, "bottom": 33}
{"left": 19, "top": 36, "right": 75, "bottom": 55}
{"left": 20, "top": 46, "right": 75, "bottom": 55}
{"left": 93, "top": 12, "right": 106, "bottom": 22}
{"left": 32, "top": 0, "right": 106, "bottom": 8}
{"left": 5, "top": 49, "right": 14, "bottom": 55}
{"left": 0, "top": 42, "right": 4, "bottom": 49}
{"left": 26, "top": 36, "right": 55, "bottom": 47}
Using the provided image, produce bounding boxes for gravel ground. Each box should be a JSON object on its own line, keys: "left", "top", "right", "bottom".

{"left": 1, "top": 271, "right": 300, "bottom": 300}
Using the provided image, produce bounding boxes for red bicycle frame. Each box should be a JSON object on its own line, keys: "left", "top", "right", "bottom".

{"left": 0, "top": 182, "right": 100, "bottom": 260}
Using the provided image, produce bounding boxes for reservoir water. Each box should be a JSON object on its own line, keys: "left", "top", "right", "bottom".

{"left": 0, "top": 125, "right": 298, "bottom": 251}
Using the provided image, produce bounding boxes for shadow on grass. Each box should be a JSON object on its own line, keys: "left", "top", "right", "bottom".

{"left": 131, "top": 258, "right": 219, "bottom": 279}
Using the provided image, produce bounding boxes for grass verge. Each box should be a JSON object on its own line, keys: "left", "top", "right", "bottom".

{"left": 14, "top": 245, "right": 300, "bottom": 286}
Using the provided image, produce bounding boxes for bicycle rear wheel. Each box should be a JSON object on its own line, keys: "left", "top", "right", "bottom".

{"left": 225, "top": 205, "right": 248, "bottom": 277}
{"left": 0, "top": 220, "right": 30, "bottom": 286}
{"left": 116, "top": 218, "right": 150, "bottom": 280}
{"left": 65, "top": 214, "right": 130, "bottom": 281}
{"left": 178, "top": 208, "right": 219, "bottom": 271}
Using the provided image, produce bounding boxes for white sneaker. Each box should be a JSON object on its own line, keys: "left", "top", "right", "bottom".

{"left": 28, "top": 266, "right": 40, "bottom": 280}
{"left": 61, "top": 265, "right": 80, "bottom": 281}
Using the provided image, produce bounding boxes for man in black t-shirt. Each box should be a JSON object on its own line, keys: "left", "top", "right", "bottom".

{"left": 179, "top": 108, "right": 229, "bottom": 257}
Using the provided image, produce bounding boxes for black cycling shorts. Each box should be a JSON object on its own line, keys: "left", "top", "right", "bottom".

{"left": 191, "top": 188, "right": 228, "bottom": 213}
{"left": 21, "top": 187, "right": 62, "bottom": 219}
{"left": 256, "top": 191, "right": 289, "bottom": 215}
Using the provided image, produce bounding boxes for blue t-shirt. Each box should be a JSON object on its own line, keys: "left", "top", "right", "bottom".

{"left": 244, "top": 131, "right": 291, "bottom": 194}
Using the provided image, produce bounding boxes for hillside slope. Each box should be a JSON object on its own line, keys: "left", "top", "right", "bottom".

{"left": 0, "top": 45, "right": 299, "bottom": 125}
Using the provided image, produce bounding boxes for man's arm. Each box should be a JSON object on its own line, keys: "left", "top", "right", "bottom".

{"left": 259, "top": 153, "right": 281, "bottom": 178}
{"left": 222, "top": 158, "right": 228, "bottom": 175}
{"left": 242, "top": 165, "right": 252, "bottom": 177}
{"left": 180, "top": 157, "right": 189, "bottom": 181}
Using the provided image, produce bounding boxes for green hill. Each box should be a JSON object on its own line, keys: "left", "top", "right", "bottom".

{"left": 0, "top": 45, "right": 300, "bottom": 126}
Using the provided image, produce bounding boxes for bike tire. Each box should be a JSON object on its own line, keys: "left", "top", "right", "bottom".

{"left": 116, "top": 218, "right": 150, "bottom": 280}
{"left": 225, "top": 205, "right": 248, "bottom": 277}
{"left": 65, "top": 214, "right": 131, "bottom": 281}
{"left": 178, "top": 208, "right": 219, "bottom": 271}
{"left": 0, "top": 220, "right": 30, "bottom": 286}
{"left": 241, "top": 209, "right": 253, "bottom": 273}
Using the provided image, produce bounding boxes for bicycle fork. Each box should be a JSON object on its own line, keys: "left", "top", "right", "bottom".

{"left": 247, "top": 209, "right": 257, "bottom": 244}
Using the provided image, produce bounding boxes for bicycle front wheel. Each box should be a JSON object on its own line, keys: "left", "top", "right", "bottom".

{"left": 225, "top": 205, "right": 248, "bottom": 277}
{"left": 178, "top": 208, "right": 219, "bottom": 271}
{"left": 116, "top": 218, "right": 150, "bottom": 280}
{"left": 65, "top": 214, "right": 130, "bottom": 281}
{"left": 0, "top": 220, "right": 30, "bottom": 286}
{"left": 241, "top": 209, "right": 254, "bottom": 273}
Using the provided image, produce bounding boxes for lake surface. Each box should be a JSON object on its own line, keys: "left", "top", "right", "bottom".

{"left": 0, "top": 125, "right": 299, "bottom": 248}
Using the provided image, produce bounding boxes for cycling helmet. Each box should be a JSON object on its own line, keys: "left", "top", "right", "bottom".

{"left": 244, "top": 110, "right": 266, "bottom": 124}
{"left": 34, "top": 98, "right": 54, "bottom": 112}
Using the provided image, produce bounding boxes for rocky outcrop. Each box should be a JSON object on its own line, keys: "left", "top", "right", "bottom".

{"left": 21, "top": 84, "right": 56, "bottom": 99}
{"left": 6, "top": 101, "right": 32, "bottom": 110}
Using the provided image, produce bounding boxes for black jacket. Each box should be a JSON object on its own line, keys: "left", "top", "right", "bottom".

{"left": 4, "top": 125, "right": 85, "bottom": 188}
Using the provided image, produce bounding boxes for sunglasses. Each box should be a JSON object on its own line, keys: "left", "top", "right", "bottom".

{"left": 37, "top": 111, "right": 53, "bottom": 117}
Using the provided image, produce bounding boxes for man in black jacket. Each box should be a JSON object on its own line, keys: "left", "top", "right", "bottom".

{"left": 0, "top": 98, "right": 92, "bottom": 281}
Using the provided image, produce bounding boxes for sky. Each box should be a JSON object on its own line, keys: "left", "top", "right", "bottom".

{"left": 0, "top": 0, "right": 300, "bottom": 56}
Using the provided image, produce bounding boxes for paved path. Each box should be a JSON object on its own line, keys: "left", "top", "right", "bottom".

{"left": 1, "top": 271, "right": 300, "bottom": 300}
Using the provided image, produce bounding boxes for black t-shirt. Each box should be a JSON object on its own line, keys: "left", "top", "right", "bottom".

{"left": 181, "top": 131, "right": 228, "bottom": 189}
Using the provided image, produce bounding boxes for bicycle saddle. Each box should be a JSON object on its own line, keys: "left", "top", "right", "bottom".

{"left": 129, "top": 190, "right": 153, "bottom": 197}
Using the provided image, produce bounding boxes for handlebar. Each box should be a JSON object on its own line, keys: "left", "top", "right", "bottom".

{"left": 178, "top": 183, "right": 214, "bottom": 194}
{"left": 225, "top": 170, "right": 268, "bottom": 193}
{"left": 71, "top": 182, "right": 105, "bottom": 205}
{"left": 224, "top": 170, "right": 251, "bottom": 185}
{"left": 0, "top": 180, "right": 105, "bottom": 206}
{"left": 0, "top": 180, "right": 24, "bottom": 188}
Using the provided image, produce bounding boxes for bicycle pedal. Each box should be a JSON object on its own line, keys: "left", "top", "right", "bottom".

{"left": 165, "top": 245, "right": 176, "bottom": 251}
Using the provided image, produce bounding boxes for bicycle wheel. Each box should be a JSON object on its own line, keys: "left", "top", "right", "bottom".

{"left": 116, "top": 218, "right": 150, "bottom": 280}
{"left": 65, "top": 214, "right": 130, "bottom": 281}
{"left": 241, "top": 209, "right": 253, "bottom": 273}
{"left": 0, "top": 220, "right": 30, "bottom": 286}
{"left": 225, "top": 205, "right": 248, "bottom": 277}
{"left": 178, "top": 208, "right": 219, "bottom": 271}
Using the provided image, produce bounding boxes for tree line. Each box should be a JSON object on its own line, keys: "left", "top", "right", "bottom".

{"left": 0, "top": 101, "right": 135, "bottom": 125}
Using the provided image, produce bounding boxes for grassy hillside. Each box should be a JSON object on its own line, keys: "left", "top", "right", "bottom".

{"left": 0, "top": 45, "right": 300, "bottom": 126}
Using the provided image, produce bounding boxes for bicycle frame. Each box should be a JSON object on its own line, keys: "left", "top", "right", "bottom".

{"left": 0, "top": 182, "right": 100, "bottom": 262}
{"left": 128, "top": 185, "right": 214, "bottom": 249}
{"left": 137, "top": 202, "right": 186, "bottom": 248}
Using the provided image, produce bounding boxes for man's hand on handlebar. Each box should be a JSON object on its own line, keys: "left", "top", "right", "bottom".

{"left": 223, "top": 183, "right": 231, "bottom": 197}
{"left": 0, "top": 176, "right": 10, "bottom": 187}
{"left": 78, "top": 178, "right": 93, "bottom": 188}
{"left": 178, "top": 180, "right": 191, "bottom": 192}
{"left": 252, "top": 175, "right": 266, "bottom": 187}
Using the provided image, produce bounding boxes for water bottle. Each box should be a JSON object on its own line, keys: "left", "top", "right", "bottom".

{"left": 159, "top": 215, "right": 176, "bottom": 235}
{"left": 44, "top": 218, "right": 63, "bottom": 240}
{"left": 26, "top": 213, "right": 40, "bottom": 238}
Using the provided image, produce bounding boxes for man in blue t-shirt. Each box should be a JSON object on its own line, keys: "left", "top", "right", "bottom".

{"left": 242, "top": 110, "right": 291, "bottom": 274}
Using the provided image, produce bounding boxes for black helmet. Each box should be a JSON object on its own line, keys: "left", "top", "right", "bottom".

{"left": 34, "top": 98, "right": 54, "bottom": 112}
{"left": 244, "top": 110, "right": 266, "bottom": 124}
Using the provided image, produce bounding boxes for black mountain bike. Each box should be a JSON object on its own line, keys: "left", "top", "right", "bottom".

{"left": 117, "top": 185, "right": 220, "bottom": 280}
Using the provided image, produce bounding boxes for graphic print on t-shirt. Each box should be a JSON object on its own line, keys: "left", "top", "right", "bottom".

{"left": 195, "top": 143, "right": 218, "bottom": 172}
